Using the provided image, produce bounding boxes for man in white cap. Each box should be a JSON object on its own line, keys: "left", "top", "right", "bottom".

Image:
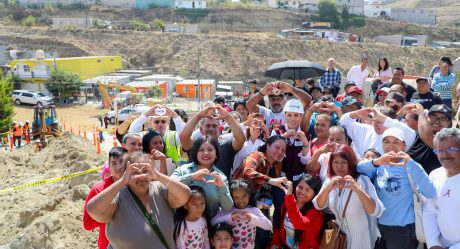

{"left": 358, "top": 127, "right": 436, "bottom": 249}
{"left": 423, "top": 128, "right": 460, "bottom": 249}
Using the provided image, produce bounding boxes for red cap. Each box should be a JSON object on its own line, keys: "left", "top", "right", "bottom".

{"left": 347, "top": 86, "right": 362, "bottom": 95}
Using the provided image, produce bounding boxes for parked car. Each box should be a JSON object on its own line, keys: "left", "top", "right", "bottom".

{"left": 106, "top": 107, "right": 137, "bottom": 124}
{"left": 12, "top": 90, "right": 54, "bottom": 106}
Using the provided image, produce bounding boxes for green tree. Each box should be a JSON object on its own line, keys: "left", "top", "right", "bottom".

{"left": 45, "top": 69, "right": 82, "bottom": 99}
{"left": 129, "top": 17, "right": 150, "bottom": 31}
{"left": 21, "top": 15, "right": 36, "bottom": 26}
{"left": 318, "top": 0, "right": 340, "bottom": 28}
{"left": 152, "top": 18, "right": 165, "bottom": 32}
{"left": 341, "top": 4, "right": 350, "bottom": 29}
{"left": 148, "top": 85, "right": 163, "bottom": 98}
{"left": 0, "top": 76, "right": 15, "bottom": 134}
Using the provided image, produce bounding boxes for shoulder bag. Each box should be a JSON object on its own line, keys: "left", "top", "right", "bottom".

{"left": 406, "top": 169, "right": 426, "bottom": 243}
{"left": 320, "top": 190, "right": 353, "bottom": 249}
{"left": 128, "top": 187, "right": 171, "bottom": 249}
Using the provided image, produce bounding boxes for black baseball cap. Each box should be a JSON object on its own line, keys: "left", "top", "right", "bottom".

{"left": 386, "top": 92, "right": 405, "bottom": 104}
{"left": 345, "top": 80, "right": 356, "bottom": 87}
{"left": 429, "top": 104, "right": 452, "bottom": 117}
{"left": 416, "top": 77, "right": 430, "bottom": 84}
{"left": 341, "top": 96, "right": 358, "bottom": 106}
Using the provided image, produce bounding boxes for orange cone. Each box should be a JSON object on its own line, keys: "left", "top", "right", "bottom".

{"left": 112, "top": 127, "right": 117, "bottom": 147}
{"left": 9, "top": 129, "right": 14, "bottom": 151}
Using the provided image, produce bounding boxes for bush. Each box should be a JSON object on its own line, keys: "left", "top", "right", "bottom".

{"left": 349, "top": 15, "right": 365, "bottom": 28}
{"left": 0, "top": 76, "right": 14, "bottom": 134}
{"left": 21, "top": 15, "right": 36, "bottom": 26}
{"left": 129, "top": 17, "right": 150, "bottom": 31}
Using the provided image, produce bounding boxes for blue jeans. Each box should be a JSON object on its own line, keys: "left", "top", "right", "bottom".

{"left": 378, "top": 223, "right": 418, "bottom": 249}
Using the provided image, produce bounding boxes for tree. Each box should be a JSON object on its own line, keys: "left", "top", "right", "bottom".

{"left": 0, "top": 76, "right": 14, "bottom": 134}
{"left": 21, "top": 15, "right": 36, "bottom": 26}
{"left": 317, "top": 0, "right": 340, "bottom": 28}
{"left": 341, "top": 4, "right": 350, "bottom": 29}
{"left": 45, "top": 69, "right": 82, "bottom": 99}
{"left": 152, "top": 18, "right": 165, "bottom": 32}
{"left": 148, "top": 85, "right": 163, "bottom": 98}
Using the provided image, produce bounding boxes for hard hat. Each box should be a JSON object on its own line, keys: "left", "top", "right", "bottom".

{"left": 19, "top": 122, "right": 24, "bottom": 126}
{"left": 12, "top": 121, "right": 17, "bottom": 124}
{"left": 283, "top": 99, "right": 304, "bottom": 114}
{"left": 26, "top": 120, "right": 30, "bottom": 123}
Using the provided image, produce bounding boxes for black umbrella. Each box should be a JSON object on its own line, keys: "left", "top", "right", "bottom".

{"left": 265, "top": 60, "right": 326, "bottom": 80}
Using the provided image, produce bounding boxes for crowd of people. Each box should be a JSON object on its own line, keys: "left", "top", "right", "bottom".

{"left": 83, "top": 56, "right": 460, "bottom": 249}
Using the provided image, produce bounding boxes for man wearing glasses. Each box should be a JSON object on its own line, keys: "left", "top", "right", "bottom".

{"left": 423, "top": 128, "right": 460, "bottom": 249}
{"left": 128, "top": 105, "right": 185, "bottom": 164}
{"left": 408, "top": 104, "right": 452, "bottom": 174}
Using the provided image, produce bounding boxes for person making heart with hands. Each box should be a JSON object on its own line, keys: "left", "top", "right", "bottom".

{"left": 172, "top": 136, "right": 233, "bottom": 218}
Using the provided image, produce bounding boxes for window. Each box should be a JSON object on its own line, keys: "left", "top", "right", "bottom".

{"left": 22, "top": 92, "right": 34, "bottom": 97}
{"left": 199, "top": 1, "right": 201, "bottom": 5}
{"left": 183, "top": 86, "right": 188, "bottom": 92}
{"left": 23, "top": 65, "right": 30, "bottom": 72}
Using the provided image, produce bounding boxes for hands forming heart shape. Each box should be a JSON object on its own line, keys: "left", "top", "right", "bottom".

{"left": 199, "top": 106, "right": 228, "bottom": 120}
{"left": 376, "top": 151, "right": 410, "bottom": 167}
{"left": 329, "top": 175, "right": 356, "bottom": 190}
{"left": 192, "top": 169, "right": 224, "bottom": 187}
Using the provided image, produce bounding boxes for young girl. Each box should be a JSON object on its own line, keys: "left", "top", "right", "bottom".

{"left": 270, "top": 174, "right": 324, "bottom": 249}
{"left": 174, "top": 186, "right": 210, "bottom": 249}
{"left": 212, "top": 179, "right": 272, "bottom": 249}
{"left": 211, "top": 223, "right": 233, "bottom": 249}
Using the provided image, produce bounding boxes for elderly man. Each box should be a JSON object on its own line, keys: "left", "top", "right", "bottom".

{"left": 432, "top": 62, "right": 457, "bottom": 109}
{"left": 407, "top": 104, "right": 452, "bottom": 174}
{"left": 128, "top": 105, "right": 185, "bottom": 164}
{"left": 340, "top": 106, "right": 416, "bottom": 158}
{"left": 247, "top": 81, "right": 311, "bottom": 130}
{"left": 423, "top": 128, "right": 460, "bottom": 249}
{"left": 320, "top": 58, "right": 342, "bottom": 97}
{"left": 378, "top": 67, "right": 416, "bottom": 102}
{"left": 346, "top": 58, "right": 369, "bottom": 88}
{"left": 179, "top": 105, "right": 245, "bottom": 178}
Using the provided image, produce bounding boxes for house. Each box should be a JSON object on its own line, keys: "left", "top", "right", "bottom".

{"left": 336, "top": 0, "right": 364, "bottom": 15}
{"left": 390, "top": 8, "right": 437, "bottom": 26}
{"left": 99, "top": 0, "right": 136, "bottom": 8}
{"left": 364, "top": 0, "right": 390, "bottom": 18}
{"left": 175, "top": 79, "right": 215, "bottom": 99}
{"left": 134, "top": 74, "right": 184, "bottom": 97}
{"left": 373, "top": 35, "right": 429, "bottom": 47}
{"left": 175, "top": 0, "right": 206, "bottom": 9}
{"left": 127, "top": 81, "right": 168, "bottom": 97}
{"left": 10, "top": 55, "right": 123, "bottom": 83}
{"left": 83, "top": 75, "right": 132, "bottom": 85}
{"left": 267, "top": 0, "right": 318, "bottom": 10}
{"left": 136, "top": 0, "right": 174, "bottom": 8}
{"left": 218, "top": 81, "right": 244, "bottom": 97}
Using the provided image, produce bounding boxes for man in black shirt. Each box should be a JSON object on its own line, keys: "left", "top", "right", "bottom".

{"left": 410, "top": 77, "right": 443, "bottom": 110}
{"left": 378, "top": 67, "right": 416, "bottom": 102}
{"left": 407, "top": 104, "right": 452, "bottom": 174}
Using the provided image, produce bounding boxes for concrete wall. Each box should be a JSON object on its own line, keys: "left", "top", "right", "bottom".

{"left": 374, "top": 34, "right": 402, "bottom": 46}
{"left": 390, "top": 8, "right": 437, "bottom": 26}
{"left": 100, "top": 0, "right": 136, "bottom": 7}
{"left": 336, "top": 0, "right": 364, "bottom": 15}
{"left": 175, "top": 0, "right": 206, "bottom": 9}
{"left": 52, "top": 18, "right": 92, "bottom": 28}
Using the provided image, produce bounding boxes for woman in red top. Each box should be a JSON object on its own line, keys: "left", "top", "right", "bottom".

{"left": 270, "top": 174, "right": 324, "bottom": 249}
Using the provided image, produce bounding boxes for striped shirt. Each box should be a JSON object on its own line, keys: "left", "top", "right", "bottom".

{"left": 320, "top": 68, "right": 342, "bottom": 88}
{"left": 432, "top": 72, "right": 457, "bottom": 100}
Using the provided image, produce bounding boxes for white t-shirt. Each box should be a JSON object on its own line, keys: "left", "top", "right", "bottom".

{"left": 423, "top": 167, "right": 460, "bottom": 249}
{"left": 347, "top": 65, "right": 369, "bottom": 88}
{"left": 259, "top": 106, "right": 285, "bottom": 128}
{"left": 284, "top": 214, "right": 299, "bottom": 249}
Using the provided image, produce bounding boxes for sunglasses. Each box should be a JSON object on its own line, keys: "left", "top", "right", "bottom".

{"left": 429, "top": 115, "right": 450, "bottom": 123}
{"left": 153, "top": 120, "right": 168, "bottom": 124}
{"left": 433, "top": 147, "right": 460, "bottom": 155}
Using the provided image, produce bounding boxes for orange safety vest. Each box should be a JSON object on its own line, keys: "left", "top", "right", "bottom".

{"left": 23, "top": 124, "right": 30, "bottom": 135}
{"left": 13, "top": 126, "right": 23, "bottom": 137}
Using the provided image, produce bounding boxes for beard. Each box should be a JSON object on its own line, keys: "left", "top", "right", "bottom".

{"left": 271, "top": 104, "right": 283, "bottom": 113}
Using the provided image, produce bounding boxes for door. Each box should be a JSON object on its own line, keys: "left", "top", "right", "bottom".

{"left": 21, "top": 92, "right": 35, "bottom": 104}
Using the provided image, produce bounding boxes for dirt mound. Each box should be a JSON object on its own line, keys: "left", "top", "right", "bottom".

{"left": 0, "top": 132, "right": 105, "bottom": 249}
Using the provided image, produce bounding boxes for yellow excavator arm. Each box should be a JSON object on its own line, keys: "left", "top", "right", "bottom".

{"left": 97, "top": 81, "right": 138, "bottom": 108}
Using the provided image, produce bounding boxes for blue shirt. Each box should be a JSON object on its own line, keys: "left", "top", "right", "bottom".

{"left": 432, "top": 72, "right": 456, "bottom": 100}
{"left": 171, "top": 162, "right": 233, "bottom": 218}
{"left": 320, "top": 68, "right": 342, "bottom": 88}
{"left": 357, "top": 159, "right": 436, "bottom": 226}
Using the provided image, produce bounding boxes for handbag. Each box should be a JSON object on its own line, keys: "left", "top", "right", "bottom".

{"left": 320, "top": 190, "right": 353, "bottom": 249}
{"left": 127, "top": 187, "right": 171, "bottom": 249}
{"left": 406, "top": 169, "right": 426, "bottom": 243}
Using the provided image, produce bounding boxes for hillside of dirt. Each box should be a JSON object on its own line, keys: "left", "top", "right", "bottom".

{"left": 1, "top": 26, "right": 459, "bottom": 80}
{"left": 0, "top": 133, "right": 104, "bottom": 248}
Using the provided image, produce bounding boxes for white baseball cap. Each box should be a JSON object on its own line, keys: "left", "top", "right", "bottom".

{"left": 382, "top": 127, "right": 404, "bottom": 142}
{"left": 283, "top": 99, "right": 304, "bottom": 114}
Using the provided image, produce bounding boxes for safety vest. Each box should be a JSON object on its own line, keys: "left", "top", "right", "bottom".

{"left": 165, "top": 130, "right": 181, "bottom": 164}
{"left": 13, "top": 126, "right": 22, "bottom": 137}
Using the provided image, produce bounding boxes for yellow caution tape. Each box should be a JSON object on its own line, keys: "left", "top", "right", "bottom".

{"left": 0, "top": 166, "right": 103, "bottom": 193}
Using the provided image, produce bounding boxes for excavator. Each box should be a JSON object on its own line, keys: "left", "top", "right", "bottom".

{"left": 31, "top": 105, "right": 62, "bottom": 150}
{"left": 97, "top": 81, "right": 162, "bottom": 109}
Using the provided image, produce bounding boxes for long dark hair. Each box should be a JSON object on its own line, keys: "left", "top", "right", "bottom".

{"left": 190, "top": 136, "right": 220, "bottom": 165}
{"left": 173, "top": 185, "right": 208, "bottom": 242}
{"left": 258, "top": 135, "right": 286, "bottom": 152}
{"left": 378, "top": 57, "right": 389, "bottom": 71}
{"left": 273, "top": 174, "right": 322, "bottom": 246}
{"left": 142, "top": 129, "right": 166, "bottom": 154}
